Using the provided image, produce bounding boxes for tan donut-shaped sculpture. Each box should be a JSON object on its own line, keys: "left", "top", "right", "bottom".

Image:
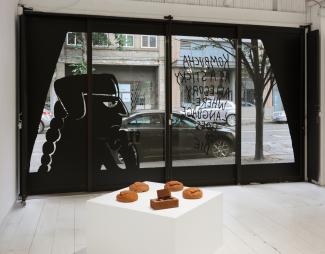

{"left": 164, "top": 181, "right": 184, "bottom": 192}
{"left": 129, "top": 182, "right": 149, "bottom": 193}
{"left": 116, "top": 190, "right": 138, "bottom": 203}
{"left": 183, "top": 187, "right": 203, "bottom": 199}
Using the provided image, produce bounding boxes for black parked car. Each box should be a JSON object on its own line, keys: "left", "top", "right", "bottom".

{"left": 117, "top": 110, "right": 235, "bottom": 163}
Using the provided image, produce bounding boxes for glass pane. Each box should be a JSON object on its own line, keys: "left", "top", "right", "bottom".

{"left": 67, "top": 32, "right": 76, "bottom": 45}
{"left": 172, "top": 36, "right": 236, "bottom": 167}
{"left": 241, "top": 39, "right": 294, "bottom": 164}
{"left": 75, "top": 32, "right": 83, "bottom": 46}
{"left": 93, "top": 32, "right": 109, "bottom": 47}
{"left": 126, "top": 35, "right": 134, "bottom": 47}
{"left": 92, "top": 33, "right": 165, "bottom": 169}
{"left": 142, "top": 35, "right": 149, "bottom": 47}
{"left": 30, "top": 32, "right": 88, "bottom": 173}
{"left": 117, "top": 34, "right": 134, "bottom": 48}
{"left": 150, "top": 36, "right": 157, "bottom": 48}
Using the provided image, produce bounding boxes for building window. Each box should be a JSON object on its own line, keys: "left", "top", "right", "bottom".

{"left": 92, "top": 33, "right": 109, "bottom": 47}
{"left": 180, "top": 40, "right": 191, "bottom": 49}
{"left": 66, "top": 32, "right": 83, "bottom": 47}
{"left": 141, "top": 35, "right": 157, "bottom": 48}
{"left": 118, "top": 34, "right": 134, "bottom": 48}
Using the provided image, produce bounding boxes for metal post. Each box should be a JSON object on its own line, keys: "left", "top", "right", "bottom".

{"left": 87, "top": 20, "right": 93, "bottom": 191}
{"left": 235, "top": 27, "right": 242, "bottom": 185}
{"left": 164, "top": 15, "right": 173, "bottom": 181}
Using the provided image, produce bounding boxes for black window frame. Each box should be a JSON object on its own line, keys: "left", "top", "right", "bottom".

{"left": 19, "top": 11, "right": 306, "bottom": 198}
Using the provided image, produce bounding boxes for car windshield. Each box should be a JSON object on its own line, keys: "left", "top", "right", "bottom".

{"left": 225, "top": 101, "right": 235, "bottom": 109}
{"left": 128, "top": 114, "right": 163, "bottom": 128}
{"left": 172, "top": 114, "right": 196, "bottom": 128}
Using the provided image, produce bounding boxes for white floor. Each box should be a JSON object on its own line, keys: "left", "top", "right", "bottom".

{"left": 1, "top": 182, "right": 325, "bottom": 254}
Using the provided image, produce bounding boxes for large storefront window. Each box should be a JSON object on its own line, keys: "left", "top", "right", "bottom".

{"left": 22, "top": 14, "right": 304, "bottom": 195}
{"left": 240, "top": 39, "right": 294, "bottom": 164}
{"left": 172, "top": 36, "right": 236, "bottom": 167}
{"left": 91, "top": 33, "right": 165, "bottom": 169}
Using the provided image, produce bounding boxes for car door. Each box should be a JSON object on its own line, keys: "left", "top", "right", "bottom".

{"left": 126, "top": 113, "right": 164, "bottom": 162}
{"left": 172, "top": 114, "right": 207, "bottom": 159}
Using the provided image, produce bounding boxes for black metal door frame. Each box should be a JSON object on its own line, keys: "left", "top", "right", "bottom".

{"left": 307, "top": 29, "right": 320, "bottom": 182}
{"left": 86, "top": 17, "right": 167, "bottom": 192}
{"left": 19, "top": 11, "right": 305, "bottom": 199}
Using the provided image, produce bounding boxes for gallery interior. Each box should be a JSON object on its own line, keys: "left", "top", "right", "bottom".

{"left": 0, "top": 0, "right": 325, "bottom": 253}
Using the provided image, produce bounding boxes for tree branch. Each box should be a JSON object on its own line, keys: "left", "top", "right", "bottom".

{"left": 263, "top": 77, "right": 272, "bottom": 90}
{"left": 261, "top": 51, "right": 267, "bottom": 77}
{"left": 252, "top": 39, "right": 260, "bottom": 78}
{"left": 241, "top": 51, "right": 255, "bottom": 81}
{"left": 263, "top": 67, "right": 272, "bottom": 88}
{"left": 201, "top": 38, "right": 236, "bottom": 58}
{"left": 263, "top": 81, "right": 276, "bottom": 107}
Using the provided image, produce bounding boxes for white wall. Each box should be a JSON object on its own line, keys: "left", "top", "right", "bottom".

{"left": 0, "top": 0, "right": 18, "bottom": 224}
{"left": 315, "top": 7, "right": 325, "bottom": 186}
{"left": 319, "top": 8, "right": 325, "bottom": 186}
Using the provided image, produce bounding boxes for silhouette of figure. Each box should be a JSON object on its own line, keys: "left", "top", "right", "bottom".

{"left": 38, "top": 74, "right": 139, "bottom": 175}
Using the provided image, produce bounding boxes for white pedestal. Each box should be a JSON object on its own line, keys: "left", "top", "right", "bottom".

{"left": 86, "top": 182, "right": 222, "bottom": 254}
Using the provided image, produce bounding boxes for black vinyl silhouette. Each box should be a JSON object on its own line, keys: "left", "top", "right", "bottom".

{"left": 38, "top": 74, "right": 139, "bottom": 174}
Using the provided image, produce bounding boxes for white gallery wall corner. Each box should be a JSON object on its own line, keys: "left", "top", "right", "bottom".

{"left": 0, "top": 0, "right": 19, "bottom": 225}
{"left": 307, "top": 4, "right": 325, "bottom": 186}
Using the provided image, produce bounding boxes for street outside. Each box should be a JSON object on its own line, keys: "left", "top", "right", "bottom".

{"left": 29, "top": 121, "right": 294, "bottom": 172}
{"left": 28, "top": 34, "right": 296, "bottom": 172}
{"left": 241, "top": 121, "right": 294, "bottom": 163}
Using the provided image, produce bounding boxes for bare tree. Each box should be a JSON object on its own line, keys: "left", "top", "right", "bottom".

{"left": 205, "top": 38, "right": 275, "bottom": 160}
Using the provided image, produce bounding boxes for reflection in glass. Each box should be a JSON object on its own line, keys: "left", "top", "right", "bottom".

{"left": 172, "top": 36, "right": 237, "bottom": 166}
{"left": 240, "top": 39, "right": 294, "bottom": 164}
{"left": 92, "top": 33, "right": 165, "bottom": 168}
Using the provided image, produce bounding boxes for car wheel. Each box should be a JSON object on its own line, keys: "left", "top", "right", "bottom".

{"left": 210, "top": 138, "right": 231, "bottom": 157}
{"left": 38, "top": 121, "right": 45, "bottom": 134}
{"left": 226, "top": 114, "right": 236, "bottom": 127}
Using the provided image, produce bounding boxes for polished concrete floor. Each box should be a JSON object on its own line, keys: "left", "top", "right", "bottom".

{"left": 1, "top": 182, "right": 325, "bottom": 254}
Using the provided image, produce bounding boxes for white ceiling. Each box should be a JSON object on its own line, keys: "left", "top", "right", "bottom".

{"left": 20, "top": 0, "right": 306, "bottom": 13}
{"left": 19, "top": 0, "right": 307, "bottom": 27}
